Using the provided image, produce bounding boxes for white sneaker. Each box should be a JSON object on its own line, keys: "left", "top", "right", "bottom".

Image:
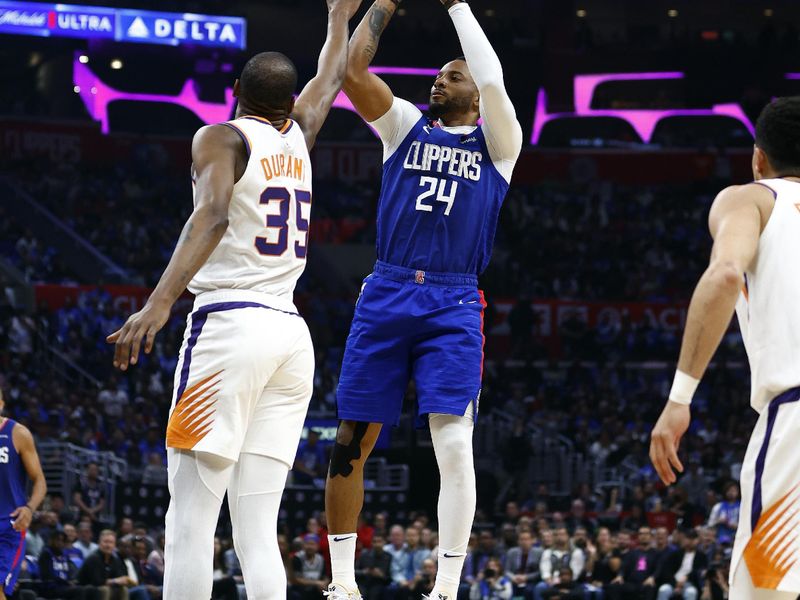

{"left": 324, "top": 583, "right": 363, "bottom": 600}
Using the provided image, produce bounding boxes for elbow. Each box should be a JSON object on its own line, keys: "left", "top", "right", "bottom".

{"left": 705, "top": 260, "right": 744, "bottom": 295}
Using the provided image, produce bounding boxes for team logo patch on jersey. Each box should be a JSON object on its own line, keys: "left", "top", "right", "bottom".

{"left": 415, "top": 270, "right": 425, "bottom": 284}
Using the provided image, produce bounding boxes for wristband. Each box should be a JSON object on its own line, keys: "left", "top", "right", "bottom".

{"left": 668, "top": 370, "right": 699, "bottom": 405}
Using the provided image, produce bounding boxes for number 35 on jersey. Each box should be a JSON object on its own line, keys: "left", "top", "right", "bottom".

{"left": 255, "top": 186, "right": 312, "bottom": 258}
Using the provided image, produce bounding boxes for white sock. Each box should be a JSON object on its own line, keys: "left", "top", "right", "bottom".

{"left": 328, "top": 533, "right": 358, "bottom": 588}
{"left": 430, "top": 411, "right": 476, "bottom": 598}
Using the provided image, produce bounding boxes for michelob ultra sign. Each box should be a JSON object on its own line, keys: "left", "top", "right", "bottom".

{"left": 0, "top": 1, "right": 246, "bottom": 49}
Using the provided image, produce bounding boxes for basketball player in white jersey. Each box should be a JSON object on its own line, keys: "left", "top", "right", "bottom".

{"left": 651, "top": 97, "right": 800, "bottom": 599}
{"left": 107, "top": 1, "right": 362, "bottom": 597}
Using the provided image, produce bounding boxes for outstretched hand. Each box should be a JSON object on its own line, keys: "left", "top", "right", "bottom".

{"left": 650, "top": 401, "right": 690, "bottom": 485}
{"left": 107, "top": 300, "right": 171, "bottom": 371}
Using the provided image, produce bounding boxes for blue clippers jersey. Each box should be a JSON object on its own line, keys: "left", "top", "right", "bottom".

{"left": 377, "top": 117, "right": 509, "bottom": 275}
{"left": 0, "top": 419, "right": 26, "bottom": 521}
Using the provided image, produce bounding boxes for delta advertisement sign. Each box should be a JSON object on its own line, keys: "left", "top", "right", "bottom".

{"left": 0, "top": 1, "right": 245, "bottom": 49}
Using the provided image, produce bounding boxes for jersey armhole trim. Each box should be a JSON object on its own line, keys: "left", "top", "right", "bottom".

{"left": 220, "top": 122, "right": 251, "bottom": 159}
{"left": 750, "top": 181, "right": 778, "bottom": 200}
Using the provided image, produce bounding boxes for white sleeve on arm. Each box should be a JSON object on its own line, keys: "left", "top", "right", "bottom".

{"left": 369, "top": 97, "right": 423, "bottom": 163}
{"left": 449, "top": 2, "right": 522, "bottom": 183}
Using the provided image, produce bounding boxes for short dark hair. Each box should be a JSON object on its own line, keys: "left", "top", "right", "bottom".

{"left": 239, "top": 52, "right": 298, "bottom": 110}
{"left": 755, "top": 96, "right": 800, "bottom": 174}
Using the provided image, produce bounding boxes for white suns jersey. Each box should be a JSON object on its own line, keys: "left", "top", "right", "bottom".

{"left": 189, "top": 116, "right": 312, "bottom": 301}
{"left": 734, "top": 178, "right": 800, "bottom": 413}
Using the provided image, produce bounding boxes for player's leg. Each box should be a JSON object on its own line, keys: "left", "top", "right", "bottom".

{"left": 162, "top": 449, "right": 235, "bottom": 600}
{"left": 429, "top": 409, "right": 476, "bottom": 598}
{"left": 325, "top": 419, "right": 384, "bottom": 590}
{"left": 1, "top": 527, "right": 26, "bottom": 600}
{"left": 413, "top": 286, "right": 485, "bottom": 600}
{"left": 231, "top": 322, "right": 314, "bottom": 599}
{"left": 228, "top": 452, "right": 288, "bottom": 600}
{"left": 327, "top": 275, "right": 412, "bottom": 593}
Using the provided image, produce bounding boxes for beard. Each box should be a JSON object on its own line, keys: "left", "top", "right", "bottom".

{"left": 428, "top": 94, "right": 473, "bottom": 120}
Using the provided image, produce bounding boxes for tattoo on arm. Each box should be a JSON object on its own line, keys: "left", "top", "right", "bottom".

{"left": 180, "top": 222, "right": 194, "bottom": 244}
{"left": 364, "top": 5, "right": 392, "bottom": 62}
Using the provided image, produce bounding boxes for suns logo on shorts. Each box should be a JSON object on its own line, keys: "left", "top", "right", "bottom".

{"left": 743, "top": 485, "right": 800, "bottom": 589}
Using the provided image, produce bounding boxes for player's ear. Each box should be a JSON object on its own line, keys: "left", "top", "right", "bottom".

{"left": 752, "top": 145, "right": 767, "bottom": 180}
{"left": 473, "top": 91, "right": 480, "bottom": 115}
{"left": 233, "top": 79, "right": 241, "bottom": 98}
{"left": 289, "top": 95, "right": 296, "bottom": 114}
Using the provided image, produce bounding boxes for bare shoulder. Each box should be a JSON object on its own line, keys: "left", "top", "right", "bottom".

{"left": 192, "top": 123, "right": 244, "bottom": 151}
{"left": 710, "top": 183, "right": 775, "bottom": 234}
{"left": 11, "top": 422, "right": 35, "bottom": 452}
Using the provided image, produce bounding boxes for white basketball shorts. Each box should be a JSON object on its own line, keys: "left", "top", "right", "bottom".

{"left": 166, "top": 289, "right": 314, "bottom": 467}
{"left": 730, "top": 386, "right": 800, "bottom": 597}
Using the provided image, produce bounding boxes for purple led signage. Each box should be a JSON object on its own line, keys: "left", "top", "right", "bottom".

{"left": 74, "top": 61, "right": 759, "bottom": 143}
{"left": 531, "top": 72, "right": 756, "bottom": 144}
{"left": 74, "top": 59, "right": 235, "bottom": 133}
{"left": 74, "top": 57, "right": 437, "bottom": 134}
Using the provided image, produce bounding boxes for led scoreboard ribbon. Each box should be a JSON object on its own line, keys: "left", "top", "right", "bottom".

{"left": 0, "top": 1, "right": 246, "bottom": 49}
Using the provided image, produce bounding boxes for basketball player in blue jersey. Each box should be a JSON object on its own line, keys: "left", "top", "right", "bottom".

{"left": 0, "top": 389, "right": 47, "bottom": 600}
{"left": 324, "top": 0, "right": 522, "bottom": 597}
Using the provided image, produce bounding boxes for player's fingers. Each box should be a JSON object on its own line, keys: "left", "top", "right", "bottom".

{"left": 144, "top": 326, "right": 157, "bottom": 354}
{"left": 106, "top": 329, "right": 122, "bottom": 344}
{"left": 129, "top": 327, "right": 146, "bottom": 365}
{"left": 648, "top": 439, "right": 666, "bottom": 484}
{"left": 651, "top": 434, "right": 673, "bottom": 485}
{"left": 9, "top": 507, "right": 19, "bottom": 518}
{"left": 115, "top": 323, "right": 133, "bottom": 370}
{"left": 668, "top": 437, "right": 684, "bottom": 474}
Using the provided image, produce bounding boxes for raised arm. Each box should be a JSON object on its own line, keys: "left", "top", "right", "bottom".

{"left": 650, "top": 183, "right": 772, "bottom": 485}
{"left": 107, "top": 125, "right": 241, "bottom": 370}
{"left": 342, "top": 0, "right": 401, "bottom": 121}
{"left": 292, "top": 0, "right": 363, "bottom": 150}
{"left": 444, "top": 0, "right": 522, "bottom": 173}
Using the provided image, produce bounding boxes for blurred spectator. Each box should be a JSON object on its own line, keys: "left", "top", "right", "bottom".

{"left": 72, "top": 463, "right": 106, "bottom": 524}
{"left": 535, "top": 527, "right": 583, "bottom": 600}
{"left": 117, "top": 537, "right": 154, "bottom": 600}
{"left": 77, "top": 530, "right": 131, "bottom": 600}
{"left": 706, "top": 483, "right": 740, "bottom": 545}
{"left": 74, "top": 521, "right": 100, "bottom": 559}
{"left": 290, "top": 534, "right": 329, "bottom": 600}
{"left": 38, "top": 530, "right": 99, "bottom": 599}
{"left": 141, "top": 453, "right": 168, "bottom": 486}
{"left": 464, "top": 530, "right": 501, "bottom": 585}
{"left": 356, "top": 532, "right": 392, "bottom": 600}
{"left": 212, "top": 537, "right": 239, "bottom": 600}
{"left": 293, "top": 430, "right": 327, "bottom": 485}
{"left": 412, "top": 558, "right": 437, "bottom": 598}
{"left": 133, "top": 537, "right": 163, "bottom": 594}
{"left": 504, "top": 528, "right": 541, "bottom": 596}
{"left": 656, "top": 530, "right": 706, "bottom": 600}
{"left": 470, "top": 557, "right": 512, "bottom": 600}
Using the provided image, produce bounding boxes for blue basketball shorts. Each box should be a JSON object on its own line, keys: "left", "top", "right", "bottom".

{"left": 336, "top": 261, "right": 486, "bottom": 426}
{"left": 0, "top": 522, "right": 26, "bottom": 595}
